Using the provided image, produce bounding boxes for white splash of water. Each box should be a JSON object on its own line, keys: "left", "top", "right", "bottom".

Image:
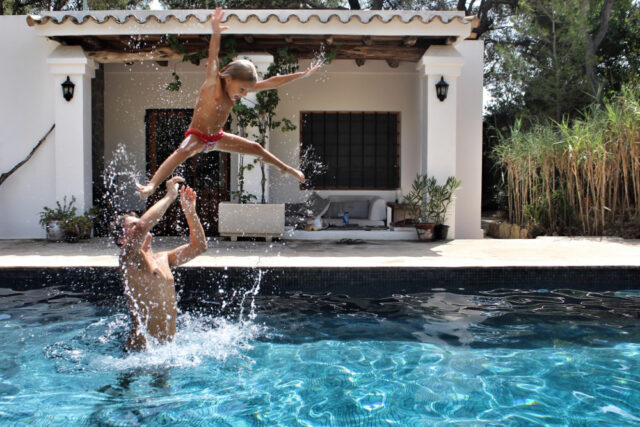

{"left": 101, "top": 143, "right": 143, "bottom": 219}
{"left": 95, "top": 313, "right": 263, "bottom": 371}
{"left": 299, "top": 145, "right": 327, "bottom": 186}
{"left": 310, "top": 44, "right": 331, "bottom": 84}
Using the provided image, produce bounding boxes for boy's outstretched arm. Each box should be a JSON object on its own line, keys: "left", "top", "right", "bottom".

{"left": 206, "top": 7, "right": 229, "bottom": 79}
{"left": 167, "top": 186, "right": 207, "bottom": 267}
{"left": 252, "top": 63, "right": 321, "bottom": 92}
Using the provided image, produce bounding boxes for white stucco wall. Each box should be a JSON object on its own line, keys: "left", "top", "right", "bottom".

{"left": 269, "top": 59, "right": 419, "bottom": 204}
{"left": 0, "top": 17, "right": 58, "bottom": 238}
{"left": 104, "top": 60, "right": 205, "bottom": 211}
{"left": 103, "top": 59, "right": 420, "bottom": 209}
{"left": 455, "top": 40, "right": 484, "bottom": 238}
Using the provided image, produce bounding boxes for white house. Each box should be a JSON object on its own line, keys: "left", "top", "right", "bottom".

{"left": 0, "top": 9, "right": 483, "bottom": 239}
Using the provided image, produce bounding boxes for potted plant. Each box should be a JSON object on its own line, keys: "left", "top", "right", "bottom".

{"left": 431, "top": 177, "right": 462, "bottom": 240}
{"left": 404, "top": 175, "right": 438, "bottom": 241}
{"left": 61, "top": 214, "right": 94, "bottom": 243}
{"left": 39, "top": 196, "right": 77, "bottom": 242}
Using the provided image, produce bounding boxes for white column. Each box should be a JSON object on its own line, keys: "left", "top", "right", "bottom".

{"left": 417, "top": 45, "right": 463, "bottom": 238}
{"left": 47, "top": 46, "right": 97, "bottom": 213}
{"left": 239, "top": 53, "right": 273, "bottom": 203}
{"left": 455, "top": 40, "right": 484, "bottom": 238}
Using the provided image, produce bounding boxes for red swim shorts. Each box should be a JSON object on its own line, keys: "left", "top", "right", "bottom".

{"left": 185, "top": 128, "right": 224, "bottom": 153}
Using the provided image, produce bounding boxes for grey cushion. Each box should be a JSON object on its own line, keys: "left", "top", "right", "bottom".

{"left": 327, "top": 200, "right": 369, "bottom": 219}
{"left": 307, "top": 192, "right": 331, "bottom": 218}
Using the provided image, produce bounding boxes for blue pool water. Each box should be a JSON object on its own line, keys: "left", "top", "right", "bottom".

{"left": 1, "top": 286, "right": 639, "bottom": 425}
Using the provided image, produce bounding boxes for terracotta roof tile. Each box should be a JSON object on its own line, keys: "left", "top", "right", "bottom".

{"left": 27, "top": 9, "right": 474, "bottom": 27}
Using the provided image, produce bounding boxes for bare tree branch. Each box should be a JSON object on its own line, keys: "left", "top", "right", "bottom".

{"left": 0, "top": 124, "right": 55, "bottom": 188}
{"left": 591, "top": 0, "right": 614, "bottom": 50}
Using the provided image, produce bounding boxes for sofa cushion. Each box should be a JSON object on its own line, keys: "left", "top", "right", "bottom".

{"left": 307, "top": 192, "right": 331, "bottom": 218}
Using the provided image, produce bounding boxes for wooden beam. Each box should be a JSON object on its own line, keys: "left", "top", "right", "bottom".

{"left": 355, "top": 58, "right": 366, "bottom": 67}
{"left": 403, "top": 36, "right": 417, "bottom": 47}
{"left": 386, "top": 59, "right": 399, "bottom": 68}
{"left": 362, "top": 36, "right": 373, "bottom": 46}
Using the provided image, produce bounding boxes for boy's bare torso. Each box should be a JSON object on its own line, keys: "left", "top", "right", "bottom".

{"left": 120, "top": 249, "right": 177, "bottom": 344}
{"left": 189, "top": 77, "right": 233, "bottom": 134}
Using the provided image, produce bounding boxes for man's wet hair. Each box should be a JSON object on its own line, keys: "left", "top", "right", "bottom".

{"left": 111, "top": 212, "right": 138, "bottom": 247}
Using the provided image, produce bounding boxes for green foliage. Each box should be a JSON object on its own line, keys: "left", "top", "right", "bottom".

{"left": 493, "top": 83, "right": 640, "bottom": 235}
{"left": 39, "top": 196, "right": 77, "bottom": 228}
{"left": 159, "top": 0, "right": 342, "bottom": 9}
{"left": 165, "top": 71, "right": 182, "bottom": 92}
{"left": 404, "top": 175, "right": 461, "bottom": 224}
{"left": 430, "top": 176, "right": 462, "bottom": 224}
{"left": 61, "top": 215, "right": 94, "bottom": 241}
{"left": 597, "top": 0, "right": 640, "bottom": 94}
{"left": 2, "top": 0, "right": 149, "bottom": 14}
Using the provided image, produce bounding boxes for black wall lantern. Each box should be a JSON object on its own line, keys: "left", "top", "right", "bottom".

{"left": 61, "top": 76, "right": 75, "bottom": 102}
{"left": 435, "top": 76, "right": 449, "bottom": 102}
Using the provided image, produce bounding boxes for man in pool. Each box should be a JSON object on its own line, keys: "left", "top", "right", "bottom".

{"left": 114, "top": 176, "right": 207, "bottom": 351}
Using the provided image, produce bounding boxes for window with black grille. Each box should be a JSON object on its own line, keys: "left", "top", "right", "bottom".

{"left": 300, "top": 112, "right": 400, "bottom": 189}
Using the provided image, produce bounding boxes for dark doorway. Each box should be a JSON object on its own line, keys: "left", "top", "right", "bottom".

{"left": 145, "top": 109, "right": 230, "bottom": 236}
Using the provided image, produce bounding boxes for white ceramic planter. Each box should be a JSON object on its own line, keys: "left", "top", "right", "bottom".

{"left": 218, "top": 203, "right": 285, "bottom": 242}
{"left": 46, "top": 221, "right": 65, "bottom": 242}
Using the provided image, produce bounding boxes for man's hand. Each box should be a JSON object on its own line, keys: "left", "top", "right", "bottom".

{"left": 180, "top": 185, "right": 197, "bottom": 215}
{"left": 211, "top": 7, "right": 229, "bottom": 34}
{"left": 166, "top": 176, "right": 184, "bottom": 199}
{"left": 137, "top": 182, "right": 156, "bottom": 200}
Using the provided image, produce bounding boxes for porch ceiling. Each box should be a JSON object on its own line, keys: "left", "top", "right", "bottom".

{"left": 48, "top": 33, "right": 450, "bottom": 64}
{"left": 27, "top": 9, "right": 477, "bottom": 65}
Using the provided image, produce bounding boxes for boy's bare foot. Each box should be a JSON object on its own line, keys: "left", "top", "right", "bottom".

{"left": 137, "top": 182, "right": 157, "bottom": 200}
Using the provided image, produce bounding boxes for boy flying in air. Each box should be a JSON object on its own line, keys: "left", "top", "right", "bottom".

{"left": 137, "top": 7, "right": 317, "bottom": 199}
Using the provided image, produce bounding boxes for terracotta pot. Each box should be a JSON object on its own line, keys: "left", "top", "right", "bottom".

{"left": 434, "top": 224, "right": 449, "bottom": 240}
{"left": 415, "top": 223, "right": 436, "bottom": 241}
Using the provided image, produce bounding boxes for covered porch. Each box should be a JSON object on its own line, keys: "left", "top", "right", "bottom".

{"left": 24, "top": 9, "right": 483, "bottom": 240}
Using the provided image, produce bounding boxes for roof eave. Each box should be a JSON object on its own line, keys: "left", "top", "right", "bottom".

{"left": 26, "top": 9, "right": 474, "bottom": 39}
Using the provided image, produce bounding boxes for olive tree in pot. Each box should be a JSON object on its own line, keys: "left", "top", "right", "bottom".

{"left": 431, "top": 176, "right": 462, "bottom": 240}
{"left": 404, "top": 175, "right": 438, "bottom": 241}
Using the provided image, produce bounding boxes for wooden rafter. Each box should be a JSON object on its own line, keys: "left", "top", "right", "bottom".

{"left": 51, "top": 34, "right": 447, "bottom": 64}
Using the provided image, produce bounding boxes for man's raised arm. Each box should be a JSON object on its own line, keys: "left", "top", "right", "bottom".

{"left": 126, "top": 177, "right": 183, "bottom": 250}
{"left": 168, "top": 186, "right": 207, "bottom": 267}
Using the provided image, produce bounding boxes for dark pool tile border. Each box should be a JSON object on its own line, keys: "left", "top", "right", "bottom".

{"left": 1, "top": 266, "right": 639, "bottom": 298}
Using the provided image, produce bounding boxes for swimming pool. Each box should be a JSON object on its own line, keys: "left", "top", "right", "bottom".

{"left": 1, "top": 286, "right": 639, "bottom": 425}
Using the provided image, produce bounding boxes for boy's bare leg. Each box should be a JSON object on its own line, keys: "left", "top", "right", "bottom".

{"left": 137, "top": 136, "right": 202, "bottom": 199}
{"left": 215, "top": 133, "right": 305, "bottom": 183}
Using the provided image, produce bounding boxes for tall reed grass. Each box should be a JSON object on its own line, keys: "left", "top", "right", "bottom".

{"left": 493, "top": 84, "right": 640, "bottom": 235}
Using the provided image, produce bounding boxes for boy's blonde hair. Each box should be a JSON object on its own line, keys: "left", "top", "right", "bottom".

{"left": 220, "top": 59, "right": 258, "bottom": 84}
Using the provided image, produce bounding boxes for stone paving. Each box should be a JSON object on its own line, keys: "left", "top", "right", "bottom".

{"left": 0, "top": 236, "right": 639, "bottom": 268}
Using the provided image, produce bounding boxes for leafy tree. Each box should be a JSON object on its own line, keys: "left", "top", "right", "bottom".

{"left": 485, "top": 0, "right": 629, "bottom": 122}
{"left": 160, "top": 0, "right": 343, "bottom": 10}
{"left": 2, "top": 0, "right": 148, "bottom": 14}
{"left": 596, "top": 0, "right": 640, "bottom": 94}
